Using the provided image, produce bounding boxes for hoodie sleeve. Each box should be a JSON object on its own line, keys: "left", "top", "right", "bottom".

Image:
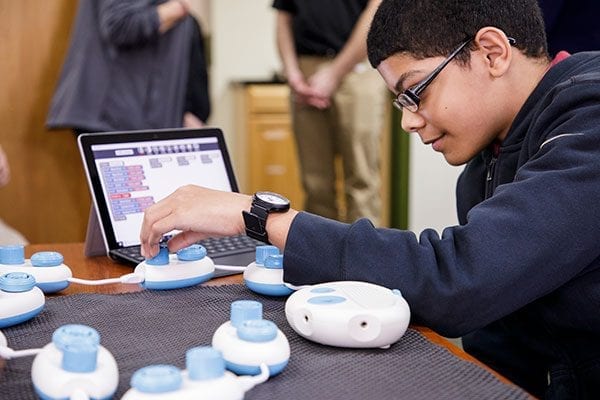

{"left": 97, "top": 0, "right": 161, "bottom": 48}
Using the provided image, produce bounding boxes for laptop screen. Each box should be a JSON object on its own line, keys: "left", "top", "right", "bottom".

{"left": 78, "top": 128, "right": 238, "bottom": 250}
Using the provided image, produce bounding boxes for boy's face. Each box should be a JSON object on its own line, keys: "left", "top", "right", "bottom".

{"left": 377, "top": 50, "right": 510, "bottom": 166}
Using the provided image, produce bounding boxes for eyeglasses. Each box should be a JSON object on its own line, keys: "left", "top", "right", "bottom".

{"left": 393, "top": 37, "right": 474, "bottom": 113}
{"left": 393, "top": 36, "right": 516, "bottom": 113}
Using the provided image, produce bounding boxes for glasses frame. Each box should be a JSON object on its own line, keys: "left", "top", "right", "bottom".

{"left": 392, "top": 37, "right": 474, "bottom": 113}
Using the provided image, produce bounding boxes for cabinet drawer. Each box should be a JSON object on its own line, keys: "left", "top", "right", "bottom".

{"left": 246, "top": 85, "right": 290, "bottom": 114}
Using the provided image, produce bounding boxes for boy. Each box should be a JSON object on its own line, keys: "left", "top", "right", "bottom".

{"left": 140, "top": 0, "right": 600, "bottom": 397}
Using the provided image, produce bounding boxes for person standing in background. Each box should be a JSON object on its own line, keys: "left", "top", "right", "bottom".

{"left": 273, "top": 0, "right": 387, "bottom": 225}
{"left": 47, "top": 0, "right": 210, "bottom": 135}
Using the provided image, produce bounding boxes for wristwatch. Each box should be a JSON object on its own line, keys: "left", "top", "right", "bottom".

{"left": 242, "top": 191, "right": 290, "bottom": 244}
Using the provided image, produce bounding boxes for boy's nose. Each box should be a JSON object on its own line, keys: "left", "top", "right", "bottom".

{"left": 400, "top": 109, "right": 425, "bottom": 134}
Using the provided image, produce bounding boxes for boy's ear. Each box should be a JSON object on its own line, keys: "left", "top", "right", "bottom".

{"left": 474, "top": 27, "right": 512, "bottom": 78}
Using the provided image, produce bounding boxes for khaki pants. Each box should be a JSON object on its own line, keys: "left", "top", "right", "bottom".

{"left": 292, "top": 56, "right": 387, "bottom": 225}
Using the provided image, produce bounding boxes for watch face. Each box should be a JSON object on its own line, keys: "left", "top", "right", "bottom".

{"left": 256, "top": 191, "right": 289, "bottom": 206}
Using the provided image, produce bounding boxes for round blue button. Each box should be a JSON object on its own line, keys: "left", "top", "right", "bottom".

{"left": 186, "top": 346, "right": 225, "bottom": 381}
{"left": 176, "top": 245, "right": 206, "bottom": 261}
{"left": 0, "top": 245, "right": 25, "bottom": 265}
{"left": 0, "top": 272, "right": 36, "bottom": 293}
{"left": 52, "top": 324, "right": 100, "bottom": 373}
{"left": 30, "top": 251, "right": 64, "bottom": 267}
{"left": 255, "top": 246, "right": 279, "bottom": 265}
{"left": 53, "top": 324, "right": 100, "bottom": 350}
{"left": 61, "top": 341, "right": 98, "bottom": 373}
{"left": 146, "top": 247, "right": 169, "bottom": 266}
{"left": 131, "top": 365, "right": 182, "bottom": 393}
{"left": 230, "top": 300, "right": 263, "bottom": 328}
{"left": 310, "top": 287, "right": 335, "bottom": 294}
{"left": 307, "top": 295, "right": 347, "bottom": 305}
{"left": 264, "top": 254, "right": 283, "bottom": 269}
{"left": 237, "top": 319, "right": 278, "bottom": 343}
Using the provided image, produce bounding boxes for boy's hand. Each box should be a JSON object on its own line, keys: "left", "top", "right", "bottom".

{"left": 0, "top": 145, "right": 11, "bottom": 188}
{"left": 140, "top": 185, "right": 251, "bottom": 258}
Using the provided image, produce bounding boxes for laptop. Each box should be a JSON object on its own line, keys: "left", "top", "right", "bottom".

{"left": 78, "top": 128, "right": 260, "bottom": 275}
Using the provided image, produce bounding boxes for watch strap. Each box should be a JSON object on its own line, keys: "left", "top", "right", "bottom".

{"left": 250, "top": 203, "right": 269, "bottom": 220}
{"left": 242, "top": 210, "right": 270, "bottom": 243}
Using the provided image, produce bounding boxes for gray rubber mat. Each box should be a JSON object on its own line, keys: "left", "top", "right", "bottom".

{"left": 0, "top": 284, "right": 529, "bottom": 399}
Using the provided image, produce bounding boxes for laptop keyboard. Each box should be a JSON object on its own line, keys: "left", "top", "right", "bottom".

{"left": 115, "top": 235, "right": 261, "bottom": 264}
{"left": 199, "top": 235, "right": 262, "bottom": 258}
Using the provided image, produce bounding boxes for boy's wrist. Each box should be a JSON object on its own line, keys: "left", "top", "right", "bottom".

{"left": 242, "top": 192, "right": 290, "bottom": 244}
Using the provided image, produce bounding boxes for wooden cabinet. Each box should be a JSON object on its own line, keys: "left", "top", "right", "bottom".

{"left": 235, "top": 84, "right": 304, "bottom": 208}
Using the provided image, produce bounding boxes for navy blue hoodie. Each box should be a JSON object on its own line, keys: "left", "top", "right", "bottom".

{"left": 283, "top": 52, "right": 600, "bottom": 398}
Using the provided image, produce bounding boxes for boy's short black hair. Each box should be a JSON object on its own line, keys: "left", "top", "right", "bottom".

{"left": 367, "top": 0, "right": 548, "bottom": 68}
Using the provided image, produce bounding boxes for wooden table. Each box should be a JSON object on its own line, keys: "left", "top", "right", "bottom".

{"left": 25, "top": 242, "right": 519, "bottom": 389}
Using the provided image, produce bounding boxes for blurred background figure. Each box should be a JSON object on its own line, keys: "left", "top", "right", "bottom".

{"left": 273, "top": 0, "right": 387, "bottom": 225}
{"left": 538, "top": 0, "right": 600, "bottom": 56}
{"left": 46, "top": 0, "right": 210, "bottom": 135}
{"left": 0, "top": 145, "right": 28, "bottom": 245}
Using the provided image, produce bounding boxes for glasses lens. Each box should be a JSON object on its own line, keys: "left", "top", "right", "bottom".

{"left": 396, "top": 94, "right": 418, "bottom": 113}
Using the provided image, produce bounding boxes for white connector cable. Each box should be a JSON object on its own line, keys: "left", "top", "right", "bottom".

{"left": 0, "top": 331, "right": 42, "bottom": 359}
{"left": 67, "top": 273, "right": 145, "bottom": 286}
{"left": 236, "top": 363, "right": 270, "bottom": 392}
{"left": 214, "top": 265, "right": 247, "bottom": 272}
{"left": 283, "top": 282, "right": 310, "bottom": 291}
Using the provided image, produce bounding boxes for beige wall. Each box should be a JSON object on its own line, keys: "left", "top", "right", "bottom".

{"left": 189, "top": 0, "right": 210, "bottom": 32}
{"left": 208, "top": 0, "right": 281, "bottom": 184}
{"left": 408, "top": 137, "right": 461, "bottom": 234}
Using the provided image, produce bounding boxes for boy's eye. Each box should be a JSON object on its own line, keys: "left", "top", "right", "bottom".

{"left": 404, "top": 76, "right": 425, "bottom": 92}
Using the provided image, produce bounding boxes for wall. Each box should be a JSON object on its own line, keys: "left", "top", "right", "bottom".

{"left": 189, "top": 0, "right": 210, "bottom": 32}
{"left": 408, "top": 136, "right": 462, "bottom": 234}
{"left": 208, "top": 0, "right": 281, "bottom": 187}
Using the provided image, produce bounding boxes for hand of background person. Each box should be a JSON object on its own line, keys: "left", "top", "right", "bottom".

{"left": 157, "top": 0, "right": 191, "bottom": 34}
{"left": 0, "top": 145, "right": 11, "bottom": 188}
{"left": 305, "top": 65, "right": 343, "bottom": 109}
{"left": 287, "top": 70, "right": 321, "bottom": 106}
{"left": 183, "top": 112, "right": 205, "bottom": 128}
